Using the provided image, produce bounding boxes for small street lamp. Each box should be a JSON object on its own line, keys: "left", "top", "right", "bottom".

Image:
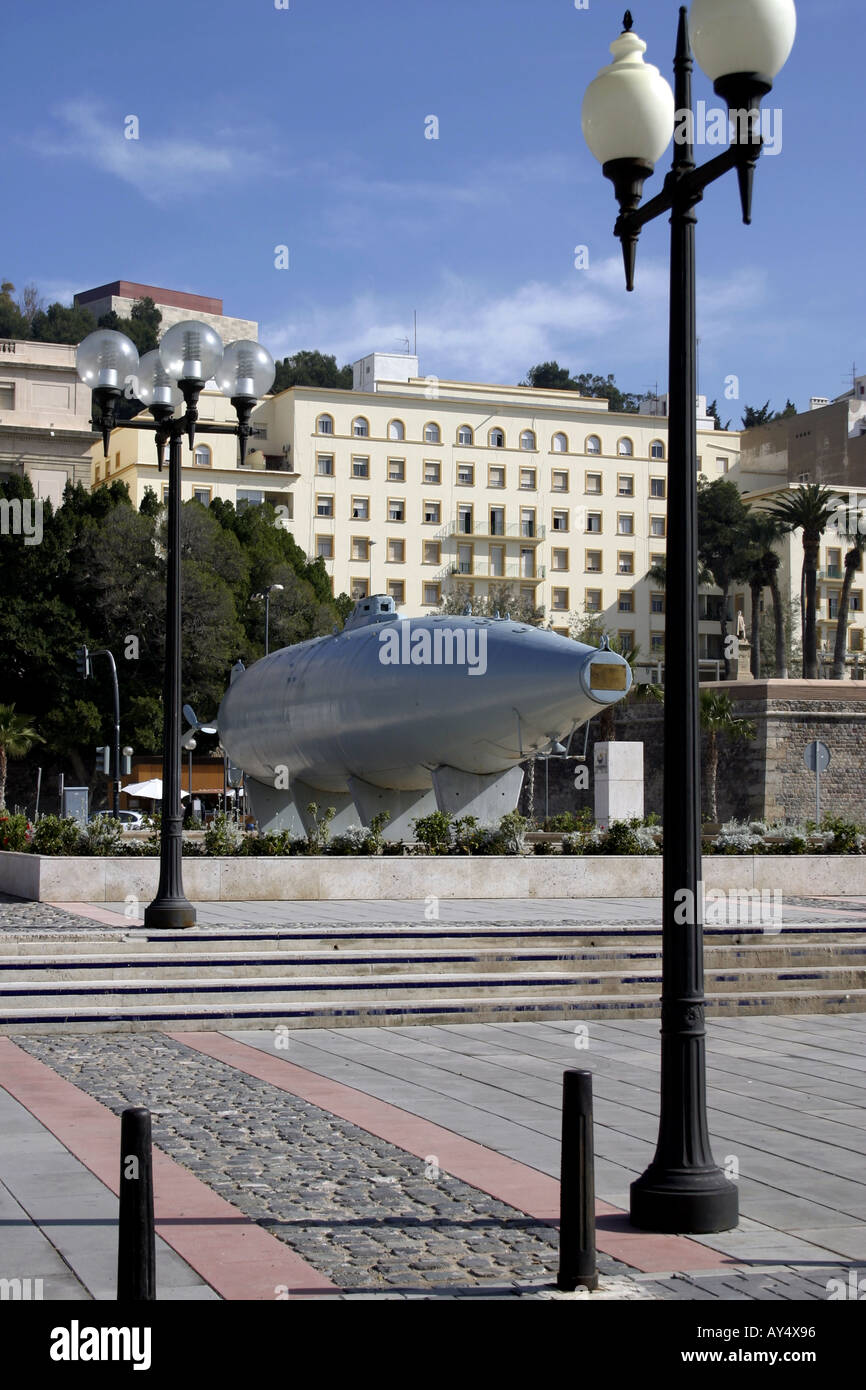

{"left": 253, "top": 583, "right": 285, "bottom": 657}
{"left": 582, "top": 1, "right": 795, "bottom": 1234}
{"left": 76, "top": 323, "right": 275, "bottom": 929}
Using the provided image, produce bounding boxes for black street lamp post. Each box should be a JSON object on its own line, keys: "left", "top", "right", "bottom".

{"left": 582, "top": 1, "right": 796, "bottom": 1232}
{"left": 77, "top": 326, "right": 275, "bottom": 930}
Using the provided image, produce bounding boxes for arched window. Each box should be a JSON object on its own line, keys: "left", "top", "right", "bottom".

{"left": 352, "top": 416, "right": 369, "bottom": 438}
{"left": 193, "top": 444, "right": 211, "bottom": 468}
{"left": 617, "top": 437, "right": 634, "bottom": 457}
{"left": 388, "top": 419, "right": 405, "bottom": 441}
{"left": 552, "top": 432, "right": 568, "bottom": 453}
{"left": 457, "top": 424, "right": 473, "bottom": 446}
{"left": 489, "top": 428, "right": 505, "bottom": 448}
{"left": 316, "top": 414, "right": 334, "bottom": 435}
{"left": 520, "top": 430, "right": 536, "bottom": 450}
{"left": 585, "top": 435, "right": 601, "bottom": 455}
{"left": 650, "top": 439, "right": 665, "bottom": 460}
{"left": 424, "top": 421, "right": 441, "bottom": 444}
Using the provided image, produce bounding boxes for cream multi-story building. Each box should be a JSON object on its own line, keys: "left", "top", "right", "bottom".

{"left": 93, "top": 354, "right": 742, "bottom": 663}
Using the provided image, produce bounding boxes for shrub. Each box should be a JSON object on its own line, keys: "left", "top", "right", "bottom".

{"left": 584, "top": 818, "right": 659, "bottom": 856}
{"left": 820, "top": 816, "right": 863, "bottom": 854}
{"left": 711, "top": 821, "right": 766, "bottom": 855}
{"left": 304, "top": 802, "right": 336, "bottom": 854}
{"left": 0, "top": 812, "right": 32, "bottom": 852}
{"left": 203, "top": 812, "right": 243, "bottom": 856}
{"left": 411, "top": 810, "right": 453, "bottom": 854}
{"left": 30, "top": 815, "right": 82, "bottom": 856}
{"left": 498, "top": 811, "right": 529, "bottom": 855}
{"left": 79, "top": 817, "right": 124, "bottom": 856}
{"left": 329, "top": 812, "right": 392, "bottom": 855}
{"left": 544, "top": 809, "right": 594, "bottom": 834}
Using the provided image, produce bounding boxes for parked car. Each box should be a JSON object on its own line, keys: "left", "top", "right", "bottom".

{"left": 90, "top": 810, "right": 145, "bottom": 830}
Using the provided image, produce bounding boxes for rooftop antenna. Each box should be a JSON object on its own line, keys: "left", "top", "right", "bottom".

{"left": 413, "top": 310, "right": 417, "bottom": 356}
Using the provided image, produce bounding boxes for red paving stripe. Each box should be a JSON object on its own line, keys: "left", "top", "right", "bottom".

{"left": 54, "top": 902, "right": 144, "bottom": 927}
{"left": 175, "top": 1031, "right": 736, "bottom": 1275}
{"left": 0, "top": 1038, "right": 336, "bottom": 1300}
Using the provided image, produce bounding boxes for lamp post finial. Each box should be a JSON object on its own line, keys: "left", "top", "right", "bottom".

{"left": 623, "top": 10, "right": 634, "bottom": 32}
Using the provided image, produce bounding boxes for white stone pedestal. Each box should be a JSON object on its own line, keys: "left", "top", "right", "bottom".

{"left": 594, "top": 741, "right": 644, "bottom": 827}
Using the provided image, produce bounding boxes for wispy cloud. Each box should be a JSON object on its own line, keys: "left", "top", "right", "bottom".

{"left": 32, "top": 100, "right": 274, "bottom": 203}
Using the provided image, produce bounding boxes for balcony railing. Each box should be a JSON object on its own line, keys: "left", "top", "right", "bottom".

{"left": 819, "top": 566, "right": 843, "bottom": 581}
{"left": 448, "top": 562, "right": 547, "bottom": 582}
{"left": 447, "top": 520, "right": 547, "bottom": 541}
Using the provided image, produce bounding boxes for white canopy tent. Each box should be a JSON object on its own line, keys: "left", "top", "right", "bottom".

{"left": 122, "top": 779, "right": 189, "bottom": 801}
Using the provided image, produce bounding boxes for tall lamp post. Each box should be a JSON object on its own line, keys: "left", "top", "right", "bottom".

{"left": 76, "top": 326, "right": 275, "bottom": 929}
{"left": 582, "top": 1, "right": 795, "bottom": 1233}
{"left": 254, "top": 583, "right": 285, "bottom": 657}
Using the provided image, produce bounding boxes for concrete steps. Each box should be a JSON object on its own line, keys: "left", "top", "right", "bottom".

{"left": 0, "top": 921, "right": 864, "bottom": 1031}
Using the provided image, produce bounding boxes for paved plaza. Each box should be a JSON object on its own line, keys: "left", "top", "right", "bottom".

{"left": 0, "top": 894, "right": 864, "bottom": 1301}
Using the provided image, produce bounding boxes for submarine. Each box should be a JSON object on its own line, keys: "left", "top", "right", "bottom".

{"left": 217, "top": 594, "right": 632, "bottom": 839}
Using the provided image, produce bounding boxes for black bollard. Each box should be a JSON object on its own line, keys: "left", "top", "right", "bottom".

{"left": 117, "top": 1106, "right": 156, "bottom": 1301}
{"left": 557, "top": 1068, "right": 599, "bottom": 1292}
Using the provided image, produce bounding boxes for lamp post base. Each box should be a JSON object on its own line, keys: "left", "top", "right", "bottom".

{"left": 630, "top": 1166, "right": 738, "bottom": 1234}
{"left": 142, "top": 898, "right": 196, "bottom": 931}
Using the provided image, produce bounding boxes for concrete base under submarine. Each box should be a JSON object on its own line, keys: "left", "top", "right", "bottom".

{"left": 245, "top": 764, "right": 526, "bottom": 841}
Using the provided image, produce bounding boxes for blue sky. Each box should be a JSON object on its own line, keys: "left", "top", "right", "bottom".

{"left": 5, "top": 0, "right": 861, "bottom": 419}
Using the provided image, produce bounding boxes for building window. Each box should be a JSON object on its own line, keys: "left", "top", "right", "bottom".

{"left": 163, "top": 485, "right": 170, "bottom": 504}
{"left": 585, "top": 435, "right": 601, "bottom": 455}
{"left": 618, "top": 630, "right": 635, "bottom": 652}
{"left": 316, "top": 414, "right": 334, "bottom": 434}
{"left": 618, "top": 591, "right": 634, "bottom": 613}
{"left": 352, "top": 416, "right": 369, "bottom": 438}
{"left": 552, "top": 548, "right": 569, "bottom": 571}
{"left": 650, "top": 477, "right": 666, "bottom": 498}
{"left": 387, "top": 538, "right": 405, "bottom": 563}
{"left": 457, "top": 504, "right": 474, "bottom": 534}
{"left": 388, "top": 419, "right": 405, "bottom": 441}
{"left": 552, "top": 432, "right": 568, "bottom": 453}
{"left": 552, "top": 470, "right": 569, "bottom": 492}
{"left": 0, "top": 383, "right": 15, "bottom": 411}
{"left": 585, "top": 550, "right": 602, "bottom": 572}
{"left": 552, "top": 588, "right": 569, "bottom": 611}
{"left": 388, "top": 580, "right": 406, "bottom": 604}
{"left": 520, "top": 430, "right": 536, "bottom": 450}
{"left": 586, "top": 512, "right": 602, "bottom": 534}
{"left": 237, "top": 488, "right": 264, "bottom": 509}
{"left": 489, "top": 428, "right": 505, "bottom": 448}
{"left": 424, "top": 500, "right": 441, "bottom": 524}
{"left": 650, "top": 632, "right": 665, "bottom": 655}
{"left": 650, "top": 516, "right": 666, "bottom": 538}
{"left": 351, "top": 496, "right": 369, "bottom": 520}
{"left": 317, "top": 454, "right": 334, "bottom": 475}
{"left": 650, "top": 439, "right": 665, "bottom": 460}
{"left": 388, "top": 458, "right": 406, "bottom": 482}
{"left": 552, "top": 510, "right": 569, "bottom": 532}
{"left": 456, "top": 542, "right": 474, "bottom": 575}
{"left": 851, "top": 591, "right": 863, "bottom": 612}
{"left": 423, "top": 582, "right": 441, "bottom": 606}
{"left": 520, "top": 508, "right": 536, "bottom": 537}
{"left": 388, "top": 499, "right": 405, "bottom": 523}
{"left": 94, "top": 464, "right": 101, "bottom": 482}
{"left": 317, "top": 535, "right": 334, "bottom": 559}
{"left": 850, "top": 628, "right": 864, "bottom": 652}
{"left": 316, "top": 495, "right": 334, "bottom": 518}
{"left": 585, "top": 472, "right": 602, "bottom": 495}
{"left": 193, "top": 487, "right": 211, "bottom": 506}
{"left": 424, "top": 422, "right": 441, "bottom": 444}
{"left": 457, "top": 425, "right": 474, "bottom": 446}
{"left": 423, "top": 540, "right": 441, "bottom": 565}
{"left": 457, "top": 463, "right": 475, "bottom": 486}
{"left": 617, "top": 514, "right": 634, "bottom": 535}
{"left": 617, "top": 438, "right": 634, "bottom": 457}
{"left": 618, "top": 552, "right": 634, "bottom": 575}
{"left": 351, "top": 577, "right": 369, "bottom": 599}
{"left": 717, "top": 457, "right": 730, "bottom": 473}
{"left": 489, "top": 506, "right": 505, "bottom": 536}
{"left": 585, "top": 588, "right": 602, "bottom": 613}
{"left": 519, "top": 467, "right": 536, "bottom": 489}
{"left": 351, "top": 536, "right": 369, "bottom": 561}
{"left": 488, "top": 465, "right": 505, "bottom": 488}
{"left": 424, "top": 460, "right": 441, "bottom": 484}
{"left": 193, "top": 444, "right": 211, "bottom": 468}
{"left": 352, "top": 457, "right": 369, "bottom": 478}
{"left": 617, "top": 475, "right": 634, "bottom": 497}
{"left": 651, "top": 592, "right": 665, "bottom": 614}
{"left": 650, "top": 552, "right": 665, "bottom": 568}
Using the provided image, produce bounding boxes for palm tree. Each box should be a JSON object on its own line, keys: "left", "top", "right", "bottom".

{"left": 699, "top": 690, "right": 755, "bottom": 823}
{"left": 0, "top": 704, "right": 42, "bottom": 811}
{"left": 734, "top": 513, "right": 788, "bottom": 679}
{"left": 768, "top": 485, "right": 838, "bottom": 679}
{"left": 832, "top": 532, "right": 866, "bottom": 679}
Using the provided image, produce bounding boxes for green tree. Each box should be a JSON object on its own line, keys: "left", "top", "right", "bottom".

{"left": 697, "top": 477, "right": 752, "bottom": 677}
{"left": 0, "top": 704, "right": 42, "bottom": 810}
{"left": 522, "top": 362, "right": 640, "bottom": 412}
{"left": 0, "top": 281, "right": 29, "bottom": 338}
{"left": 272, "top": 350, "right": 353, "bottom": 393}
{"left": 831, "top": 523, "right": 866, "bottom": 679}
{"left": 707, "top": 399, "right": 732, "bottom": 432}
{"left": 30, "top": 301, "right": 97, "bottom": 344}
{"left": 741, "top": 401, "right": 774, "bottom": 429}
{"left": 734, "top": 513, "right": 788, "bottom": 679}
{"left": 768, "top": 485, "right": 838, "bottom": 679}
{"left": 699, "top": 691, "right": 755, "bottom": 822}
